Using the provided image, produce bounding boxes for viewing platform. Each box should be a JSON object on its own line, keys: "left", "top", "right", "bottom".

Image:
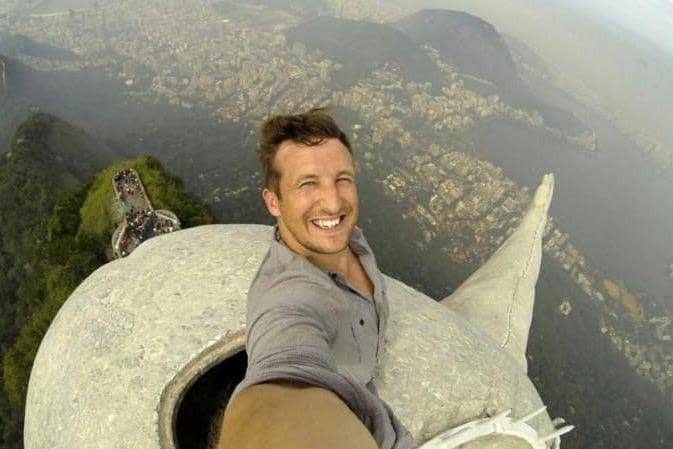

{"left": 110, "top": 168, "right": 180, "bottom": 259}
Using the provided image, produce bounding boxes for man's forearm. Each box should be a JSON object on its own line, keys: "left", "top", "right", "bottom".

{"left": 216, "top": 380, "right": 380, "bottom": 449}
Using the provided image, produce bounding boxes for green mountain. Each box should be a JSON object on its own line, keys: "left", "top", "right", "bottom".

{"left": 0, "top": 112, "right": 117, "bottom": 308}
{"left": 0, "top": 113, "right": 119, "bottom": 447}
{"left": 285, "top": 16, "right": 445, "bottom": 91}
{"left": 0, "top": 114, "right": 215, "bottom": 449}
{"left": 397, "top": 9, "right": 520, "bottom": 93}
{"left": 396, "top": 9, "right": 588, "bottom": 135}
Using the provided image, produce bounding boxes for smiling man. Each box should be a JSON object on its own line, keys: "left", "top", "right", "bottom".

{"left": 264, "top": 132, "right": 363, "bottom": 281}
{"left": 216, "top": 108, "right": 416, "bottom": 449}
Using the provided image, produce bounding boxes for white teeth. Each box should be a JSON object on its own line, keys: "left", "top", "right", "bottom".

{"left": 313, "top": 216, "right": 341, "bottom": 229}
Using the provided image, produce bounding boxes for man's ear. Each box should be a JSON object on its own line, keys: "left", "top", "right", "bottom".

{"left": 262, "top": 188, "right": 281, "bottom": 218}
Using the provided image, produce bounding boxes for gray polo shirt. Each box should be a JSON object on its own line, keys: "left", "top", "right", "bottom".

{"left": 229, "top": 224, "right": 416, "bottom": 449}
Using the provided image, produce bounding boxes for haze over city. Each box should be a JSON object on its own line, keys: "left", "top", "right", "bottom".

{"left": 1, "top": 1, "right": 672, "bottom": 449}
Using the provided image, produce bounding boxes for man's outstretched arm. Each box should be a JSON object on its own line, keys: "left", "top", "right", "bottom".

{"left": 215, "top": 281, "right": 412, "bottom": 449}
{"left": 216, "top": 380, "right": 379, "bottom": 449}
{"left": 216, "top": 282, "right": 379, "bottom": 448}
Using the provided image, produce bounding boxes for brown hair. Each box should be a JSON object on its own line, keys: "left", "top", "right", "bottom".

{"left": 258, "top": 107, "right": 353, "bottom": 199}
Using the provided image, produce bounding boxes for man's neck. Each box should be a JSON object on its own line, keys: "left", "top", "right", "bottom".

{"left": 307, "top": 246, "right": 359, "bottom": 279}
{"left": 277, "top": 225, "right": 356, "bottom": 278}
{"left": 276, "top": 224, "right": 374, "bottom": 301}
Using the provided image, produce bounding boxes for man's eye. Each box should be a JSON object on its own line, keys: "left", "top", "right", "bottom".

{"left": 338, "top": 178, "right": 353, "bottom": 183}
{"left": 300, "top": 181, "right": 315, "bottom": 187}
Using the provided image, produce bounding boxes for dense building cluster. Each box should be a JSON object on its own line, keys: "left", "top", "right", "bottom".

{"left": 0, "top": 0, "right": 41, "bottom": 15}
{"left": 604, "top": 321, "right": 673, "bottom": 393}
{"left": 333, "top": 63, "right": 542, "bottom": 148}
{"left": 327, "top": 0, "right": 405, "bottom": 23}
{"left": 381, "top": 147, "right": 533, "bottom": 263}
{"left": 2, "top": 0, "right": 557, "bottom": 138}
{"left": 380, "top": 143, "right": 673, "bottom": 393}
{"left": 1, "top": 0, "right": 335, "bottom": 119}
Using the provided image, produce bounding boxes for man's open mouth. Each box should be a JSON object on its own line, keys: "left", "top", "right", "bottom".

{"left": 310, "top": 215, "right": 346, "bottom": 231}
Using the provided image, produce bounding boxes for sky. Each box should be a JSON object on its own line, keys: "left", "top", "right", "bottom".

{"left": 557, "top": 0, "right": 673, "bottom": 55}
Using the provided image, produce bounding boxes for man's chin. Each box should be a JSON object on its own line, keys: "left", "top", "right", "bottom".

{"left": 313, "top": 241, "right": 350, "bottom": 255}
{"left": 305, "top": 221, "right": 352, "bottom": 252}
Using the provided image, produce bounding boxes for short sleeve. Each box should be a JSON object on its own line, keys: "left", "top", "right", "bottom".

{"left": 228, "top": 282, "right": 353, "bottom": 405}
{"left": 245, "top": 284, "right": 338, "bottom": 375}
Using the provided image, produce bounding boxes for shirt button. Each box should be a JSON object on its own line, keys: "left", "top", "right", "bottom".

{"left": 359, "top": 319, "right": 365, "bottom": 326}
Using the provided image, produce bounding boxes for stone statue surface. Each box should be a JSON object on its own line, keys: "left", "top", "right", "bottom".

{"left": 24, "top": 174, "right": 565, "bottom": 449}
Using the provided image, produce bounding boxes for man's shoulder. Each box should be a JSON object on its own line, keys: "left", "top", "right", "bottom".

{"left": 248, "top": 255, "right": 336, "bottom": 310}
{"left": 260, "top": 268, "right": 332, "bottom": 297}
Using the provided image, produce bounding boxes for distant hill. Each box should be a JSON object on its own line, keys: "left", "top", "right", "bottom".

{"left": 0, "top": 112, "right": 119, "bottom": 447}
{"left": 0, "top": 112, "right": 118, "bottom": 348}
{"left": 2, "top": 113, "right": 118, "bottom": 186}
{"left": 0, "top": 113, "right": 118, "bottom": 263}
{"left": 394, "top": 0, "right": 673, "bottom": 172}
{"left": 396, "top": 9, "right": 588, "bottom": 135}
{"left": 396, "top": 9, "right": 520, "bottom": 94}
{"left": 502, "top": 33, "right": 554, "bottom": 84}
{"left": 285, "top": 16, "right": 445, "bottom": 91}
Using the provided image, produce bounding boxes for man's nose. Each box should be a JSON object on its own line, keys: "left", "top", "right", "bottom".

{"left": 318, "top": 182, "right": 342, "bottom": 213}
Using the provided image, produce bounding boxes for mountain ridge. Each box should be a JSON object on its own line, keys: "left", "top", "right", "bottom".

{"left": 0, "top": 113, "right": 215, "bottom": 448}
{"left": 285, "top": 15, "right": 445, "bottom": 92}
{"left": 396, "top": 9, "right": 589, "bottom": 136}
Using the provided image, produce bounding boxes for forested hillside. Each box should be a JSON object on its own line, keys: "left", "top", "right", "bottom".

{"left": 0, "top": 115, "right": 214, "bottom": 448}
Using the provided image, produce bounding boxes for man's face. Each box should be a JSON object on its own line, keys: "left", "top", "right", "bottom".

{"left": 262, "top": 137, "right": 359, "bottom": 257}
